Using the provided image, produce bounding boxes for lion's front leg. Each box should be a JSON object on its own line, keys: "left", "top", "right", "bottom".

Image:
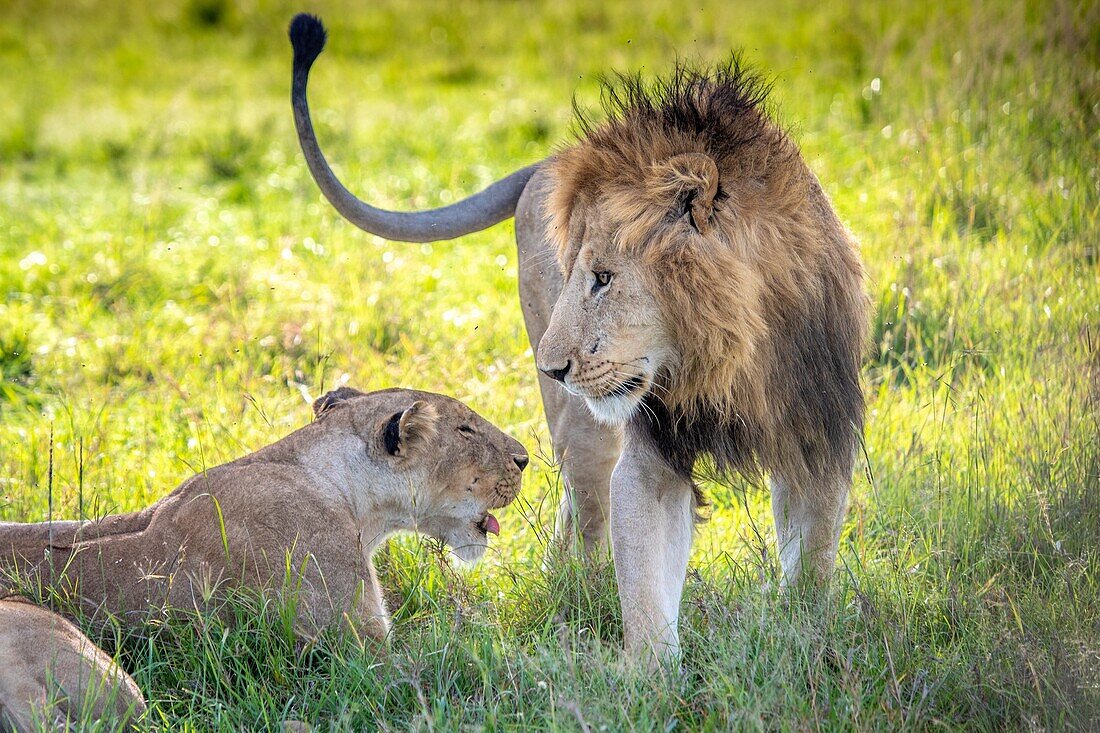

{"left": 769, "top": 469, "right": 850, "bottom": 587}
{"left": 291, "top": 547, "right": 390, "bottom": 646}
{"left": 344, "top": 565, "right": 390, "bottom": 645}
{"left": 610, "top": 435, "right": 694, "bottom": 665}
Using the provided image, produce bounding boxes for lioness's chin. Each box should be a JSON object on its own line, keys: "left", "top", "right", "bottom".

{"left": 448, "top": 541, "right": 488, "bottom": 565}
{"left": 584, "top": 393, "right": 643, "bottom": 425}
{"left": 442, "top": 527, "right": 490, "bottom": 565}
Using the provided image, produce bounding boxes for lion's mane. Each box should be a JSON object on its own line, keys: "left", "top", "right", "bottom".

{"left": 546, "top": 59, "right": 868, "bottom": 494}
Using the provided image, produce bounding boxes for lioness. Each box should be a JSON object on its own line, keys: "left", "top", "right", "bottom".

{"left": 289, "top": 15, "right": 867, "bottom": 663}
{"left": 0, "top": 597, "right": 146, "bottom": 732}
{"left": 0, "top": 387, "right": 528, "bottom": 641}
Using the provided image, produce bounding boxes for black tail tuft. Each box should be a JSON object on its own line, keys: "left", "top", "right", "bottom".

{"left": 289, "top": 13, "right": 327, "bottom": 71}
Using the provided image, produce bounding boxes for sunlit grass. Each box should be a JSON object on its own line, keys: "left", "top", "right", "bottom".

{"left": 1, "top": 0, "right": 1097, "bottom": 729}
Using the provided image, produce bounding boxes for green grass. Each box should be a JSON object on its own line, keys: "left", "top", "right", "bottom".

{"left": 1, "top": 0, "right": 1098, "bottom": 729}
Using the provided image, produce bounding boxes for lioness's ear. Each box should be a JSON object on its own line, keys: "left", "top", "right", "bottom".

{"left": 313, "top": 386, "right": 368, "bottom": 418}
{"left": 649, "top": 153, "right": 720, "bottom": 235}
{"left": 382, "top": 401, "right": 438, "bottom": 457}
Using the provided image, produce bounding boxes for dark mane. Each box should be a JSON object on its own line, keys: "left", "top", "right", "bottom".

{"left": 573, "top": 56, "right": 779, "bottom": 168}
{"left": 629, "top": 395, "right": 765, "bottom": 518}
{"left": 633, "top": 273, "right": 866, "bottom": 504}
{"left": 633, "top": 395, "right": 764, "bottom": 483}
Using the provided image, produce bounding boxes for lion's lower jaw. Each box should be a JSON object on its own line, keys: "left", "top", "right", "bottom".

{"left": 584, "top": 393, "right": 642, "bottom": 426}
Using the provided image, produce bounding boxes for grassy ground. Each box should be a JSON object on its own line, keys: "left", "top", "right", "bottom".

{"left": 1, "top": 0, "right": 1098, "bottom": 729}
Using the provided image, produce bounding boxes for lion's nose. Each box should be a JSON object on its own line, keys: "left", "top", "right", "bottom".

{"left": 513, "top": 453, "right": 529, "bottom": 471}
{"left": 540, "top": 360, "right": 571, "bottom": 383}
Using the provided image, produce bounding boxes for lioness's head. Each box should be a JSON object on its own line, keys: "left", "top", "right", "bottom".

{"left": 536, "top": 62, "right": 791, "bottom": 426}
{"left": 312, "top": 387, "right": 528, "bottom": 563}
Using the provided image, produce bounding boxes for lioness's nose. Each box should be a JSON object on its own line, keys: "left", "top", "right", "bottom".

{"left": 513, "top": 453, "right": 529, "bottom": 471}
{"left": 540, "top": 360, "right": 571, "bottom": 383}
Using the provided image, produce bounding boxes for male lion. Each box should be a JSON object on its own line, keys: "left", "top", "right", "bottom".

{"left": 0, "top": 597, "right": 146, "bottom": 732}
{"left": 0, "top": 387, "right": 528, "bottom": 641}
{"left": 289, "top": 14, "right": 867, "bottom": 663}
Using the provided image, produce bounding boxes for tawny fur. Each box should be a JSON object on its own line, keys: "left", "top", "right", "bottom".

{"left": 0, "top": 388, "right": 526, "bottom": 642}
{"left": 0, "top": 597, "right": 146, "bottom": 732}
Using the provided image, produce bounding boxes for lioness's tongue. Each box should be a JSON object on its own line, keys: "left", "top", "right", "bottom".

{"left": 483, "top": 513, "right": 500, "bottom": 536}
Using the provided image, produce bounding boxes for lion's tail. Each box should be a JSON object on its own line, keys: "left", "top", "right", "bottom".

{"left": 289, "top": 13, "right": 540, "bottom": 243}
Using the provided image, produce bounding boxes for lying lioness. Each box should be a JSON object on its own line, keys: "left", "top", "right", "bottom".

{"left": 0, "top": 597, "right": 146, "bottom": 732}
{"left": 0, "top": 387, "right": 527, "bottom": 641}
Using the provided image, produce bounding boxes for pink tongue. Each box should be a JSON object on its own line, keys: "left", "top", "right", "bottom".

{"left": 483, "top": 513, "right": 500, "bottom": 536}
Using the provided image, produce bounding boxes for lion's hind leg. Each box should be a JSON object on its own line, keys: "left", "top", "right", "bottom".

{"left": 769, "top": 463, "right": 851, "bottom": 588}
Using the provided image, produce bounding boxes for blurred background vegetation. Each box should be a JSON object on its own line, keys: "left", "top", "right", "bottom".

{"left": 0, "top": 0, "right": 1097, "bottom": 729}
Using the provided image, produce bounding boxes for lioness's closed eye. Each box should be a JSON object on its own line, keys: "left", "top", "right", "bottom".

{"left": 0, "top": 387, "right": 529, "bottom": 642}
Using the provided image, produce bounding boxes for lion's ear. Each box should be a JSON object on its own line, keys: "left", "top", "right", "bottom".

{"left": 313, "top": 386, "right": 368, "bottom": 418}
{"left": 382, "top": 401, "right": 438, "bottom": 457}
{"left": 649, "top": 153, "right": 720, "bottom": 235}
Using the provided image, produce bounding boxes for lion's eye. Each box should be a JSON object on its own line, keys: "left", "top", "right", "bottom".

{"left": 458, "top": 425, "right": 476, "bottom": 436}
{"left": 592, "top": 271, "right": 613, "bottom": 292}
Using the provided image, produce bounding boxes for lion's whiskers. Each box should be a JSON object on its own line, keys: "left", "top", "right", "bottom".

{"left": 636, "top": 398, "right": 661, "bottom": 429}
{"left": 520, "top": 248, "right": 563, "bottom": 272}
